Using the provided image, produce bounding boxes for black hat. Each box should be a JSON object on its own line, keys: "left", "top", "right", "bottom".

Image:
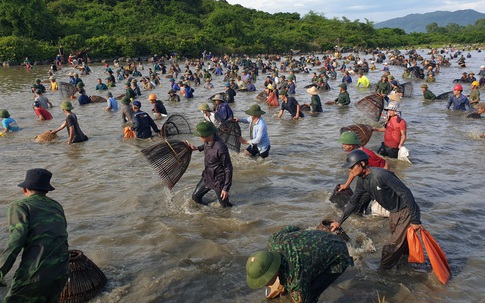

{"left": 17, "top": 168, "right": 55, "bottom": 191}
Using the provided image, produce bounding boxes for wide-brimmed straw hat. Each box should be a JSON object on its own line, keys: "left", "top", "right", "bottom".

{"left": 306, "top": 86, "right": 319, "bottom": 95}
{"left": 246, "top": 251, "right": 281, "bottom": 289}
{"left": 245, "top": 104, "right": 265, "bottom": 116}
{"left": 17, "top": 168, "right": 55, "bottom": 191}
{"left": 212, "top": 94, "right": 225, "bottom": 102}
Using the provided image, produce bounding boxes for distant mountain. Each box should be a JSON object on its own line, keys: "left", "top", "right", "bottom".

{"left": 374, "top": 9, "right": 485, "bottom": 33}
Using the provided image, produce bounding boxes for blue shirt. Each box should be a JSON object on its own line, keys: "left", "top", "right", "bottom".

{"left": 2, "top": 117, "right": 19, "bottom": 132}
{"left": 78, "top": 94, "right": 90, "bottom": 105}
{"left": 106, "top": 97, "right": 119, "bottom": 111}
{"left": 447, "top": 94, "right": 471, "bottom": 111}
{"left": 216, "top": 102, "right": 233, "bottom": 122}
{"left": 239, "top": 116, "right": 270, "bottom": 153}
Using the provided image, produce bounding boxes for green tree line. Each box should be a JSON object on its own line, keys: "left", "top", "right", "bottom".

{"left": 0, "top": 0, "right": 484, "bottom": 62}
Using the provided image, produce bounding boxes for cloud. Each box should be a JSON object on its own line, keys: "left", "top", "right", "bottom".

{"left": 225, "top": 0, "right": 485, "bottom": 22}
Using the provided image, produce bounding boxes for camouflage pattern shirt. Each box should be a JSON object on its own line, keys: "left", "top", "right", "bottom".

{"left": 268, "top": 226, "right": 353, "bottom": 303}
{"left": 0, "top": 194, "right": 69, "bottom": 286}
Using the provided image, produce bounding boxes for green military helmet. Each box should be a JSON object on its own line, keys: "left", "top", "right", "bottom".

{"left": 0, "top": 109, "right": 11, "bottom": 118}
{"left": 193, "top": 120, "right": 217, "bottom": 137}
{"left": 337, "top": 131, "right": 361, "bottom": 145}
{"left": 246, "top": 251, "right": 281, "bottom": 289}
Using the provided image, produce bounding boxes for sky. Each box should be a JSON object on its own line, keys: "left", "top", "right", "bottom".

{"left": 225, "top": 0, "right": 485, "bottom": 23}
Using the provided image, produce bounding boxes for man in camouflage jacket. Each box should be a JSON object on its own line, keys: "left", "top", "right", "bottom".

{"left": 0, "top": 169, "right": 69, "bottom": 303}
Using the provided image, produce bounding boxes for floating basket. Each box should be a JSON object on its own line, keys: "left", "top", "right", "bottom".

{"left": 218, "top": 120, "right": 241, "bottom": 153}
{"left": 59, "top": 82, "right": 76, "bottom": 98}
{"left": 161, "top": 114, "right": 192, "bottom": 138}
{"left": 141, "top": 140, "right": 192, "bottom": 190}
{"left": 339, "top": 124, "right": 373, "bottom": 147}
{"left": 60, "top": 250, "right": 107, "bottom": 303}
{"left": 355, "top": 94, "right": 384, "bottom": 121}
{"left": 89, "top": 95, "right": 106, "bottom": 103}
{"left": 34, "top": 131, "right": 58, "bottom": 143}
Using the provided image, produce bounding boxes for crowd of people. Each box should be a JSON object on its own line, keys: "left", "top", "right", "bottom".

{"left": 1, "top": 45, "right": 484, "bottom": 302}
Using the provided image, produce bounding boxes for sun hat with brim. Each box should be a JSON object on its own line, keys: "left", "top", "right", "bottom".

{"left": 0, "top": 109, "right": 10, "bottom": 118}
{"left": 421, "top": 84, "right": 428, "bottom": 88}
{"left": 306, "top": 86, "right": 319, "bottom": 95}
{"left": 17, "top": 168, "right": 55, "bottom": 191}
{"left": 338, "top": 131, "right": 361, "bottom": 145}
{"left": 60, "top": 101, "right": 74, "bottom": 111}
{"left": 198, "top": 103, "right": 211, "bottom": 111}
{"left": 212, "top": 94, "right": 225, "bottom": 102}
{"left": 267, "top": 84, "right": 275, "bottom": 90}
{"left": 338, "top": 83, "right": 347, "bottom": 90}
{"left": 384, "top": 101, "right": 400, "bottom": 112}
{"left": 193, "top": 121, "right": 217, "bottom": 137}
{"left": 245, "top": 104, "right": 266, "bottom": 116}
{"left": 246, "top": 251, "right": 281, "bottom": 289}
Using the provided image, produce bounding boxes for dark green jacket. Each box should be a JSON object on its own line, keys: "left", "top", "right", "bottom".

{"left": 0, "top": 194, "right": 69, "bottom": 286}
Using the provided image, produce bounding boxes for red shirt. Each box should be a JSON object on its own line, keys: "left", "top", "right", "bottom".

{"left": 362, "top": 147, "right": 386, "bottom": 168}
{"left": 384, "top": 115, "right": 406, "bottom": 148}
{"left": 34, "top": 107, "right": 53, "bottom": 120}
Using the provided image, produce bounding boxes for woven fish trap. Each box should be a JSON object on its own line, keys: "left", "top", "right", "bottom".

{"left": 59, "top": 82, "right": 76, "bottom": 98}
{"left": 161, "top": 114, "right": 192, "bottom": 138}
{"left": 218, "top": 120, "right": 241, "bottom": 153}
{"left": 399, "top": 82, "right": 413, "bottom": 98}
{"left": 436, "top": 91, "right": 453, "bottom": 100}
{"left": 60, "top": 250, "right": 107, "bottom": 303}
{"left": 355, "top": 94, "right": 384, "bottom": 122}
{"left": 141, "top": 140, "right": 192, "bottom": 190}
{"left": 255, "top": 91, "right": 268, "bottom": 102}
{"left": 89, "top": 95, "right": 106, "bottom": 103}
{"left": 34, "top": 131, "right": 59, "bottom": 143}
{"left": 339, "top": 124, "right": 373, "bottom": 147}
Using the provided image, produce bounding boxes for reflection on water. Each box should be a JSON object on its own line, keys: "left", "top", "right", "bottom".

{"left": 1, "top": 50, "right": 485, "bottom": 302}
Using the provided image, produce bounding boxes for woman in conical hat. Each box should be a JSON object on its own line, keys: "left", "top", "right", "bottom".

{"left": 306, "top": 86, "right": 322, "bottom": 113}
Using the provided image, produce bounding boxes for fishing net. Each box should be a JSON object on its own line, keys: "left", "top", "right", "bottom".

{"left": 114, "top": 94, "right": 126, "bottom": 100}
{"left": 218, "top": 119, "right": 241, "bottom": 152}
{"left": 329, "top": 184, "right": 353, "bottom": 210}
{"left": 141, "top": 140, "right": 192, "bottom": 190}
{"left": 161, "top": 114, "right": 192, "bottom": 138}
{"left": 340, "top": 124, "right": 373, "bottom": 147}
{"left": 60, "top": 250, "right": 107, "bottom": 303}
{"left": 399, "top": 82, "right": 413, "bottom": 98}
{"left": 355, "top": 94, "right": 384, "bottom": 121}
{"left": 255, "top": 91, "right": 268, "bottom": 102}
{"left": 34, "top": 131, "right": 58, "bottom": 142}
{"left": 436, "top": 91, "right": 453, "bottom": 100}
{"left": 59, "top": 82, "right": 76, "bottom": 98}
{"left": 89, "top": 95, "right": 106, "bottom": 103}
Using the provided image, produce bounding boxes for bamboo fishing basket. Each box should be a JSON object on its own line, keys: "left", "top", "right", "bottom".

{"left": 59, "top": 82, "right": 77, "bottom": 98}
{"left": 218, "top": 120, "right": 241, "bottom": 153}
{"left": 339, "top": 124, "right": 373, "bottom": 147}
{"left": 34, "top": 131, "right": 59, "bottom": 143}
{"left": 161, "top": 114, "right": 192, "bottom": 138}
{"left": 355, "top": 94, "right": 384, "bottom": 121}
{"left": 59, "top": 250, "right": 107, "bottom": 303}
{"left": 141, "top": 140, "right": 192, "bottom": 190}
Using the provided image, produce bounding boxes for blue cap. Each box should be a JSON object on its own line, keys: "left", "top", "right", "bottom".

{"left": 132, "top": 100, "right": 141, "bottom": 108}
{"left": 225, "top": 82, "right": 230, "bottom": 87}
